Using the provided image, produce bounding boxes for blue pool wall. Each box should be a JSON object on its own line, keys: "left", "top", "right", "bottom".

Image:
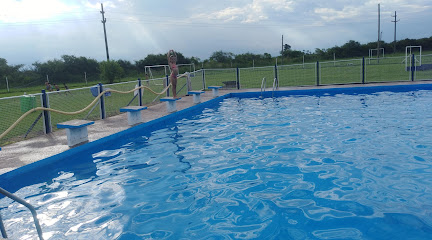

{"left": 1, "top": 83, "right": 432, "bottom": 194}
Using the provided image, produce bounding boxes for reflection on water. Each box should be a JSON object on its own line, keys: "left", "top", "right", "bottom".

{"left": 1, "top": 91, "right": 432, "bottom": 239}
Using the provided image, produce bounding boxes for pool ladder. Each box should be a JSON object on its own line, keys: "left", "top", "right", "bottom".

{"left": 260, "top": 77, "right": 266, "bottom": 98}
{"left": 0, "top": 187, "right": 44, "bottom": 240}
{"left": 260, "top": 77, "right": 279, "bottom": 98}
{"left": 272, "top": 77, "right": 278, "bottom": 97}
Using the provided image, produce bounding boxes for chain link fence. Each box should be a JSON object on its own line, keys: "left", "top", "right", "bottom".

{"left": 1, "top": 54, "right": 431, "bottom": 146}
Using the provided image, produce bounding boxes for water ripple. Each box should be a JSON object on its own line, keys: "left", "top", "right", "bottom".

{"left": 2, "top": 91, "right": 432, "bottom": 239}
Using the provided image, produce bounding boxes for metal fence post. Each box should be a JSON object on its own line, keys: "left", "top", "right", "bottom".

{"left": 274, "top": 64, "right": 278, "bottom": 87}
{"left": 166, "top": 75, "right": 170, "bottom": 97}
{"left": 41, "top": 89, "right": 51, "bottom": 134}
{"left": 202, "top": 69, "right": 206, "bottom": 90}
{"left": 362, "top": 57, "right": 365, "bottom": 84}
{"left": 98, "top": 83, "right": 106, "bottom": 119}
{"left": 411, "top": 54, "right": 415, "bottom": 81}
{"left": 138, "top": 78, "right": 142, "bottom": 106}
{"left": 316, "top": 61, "right": 320, "bottom": 86}
{"left": 236, "top": 67, "right": 240, "bottom": 89}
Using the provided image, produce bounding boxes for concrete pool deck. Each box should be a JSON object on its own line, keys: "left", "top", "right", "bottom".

{"left": 1, "top": 81, "right": 431, "bottom": 175}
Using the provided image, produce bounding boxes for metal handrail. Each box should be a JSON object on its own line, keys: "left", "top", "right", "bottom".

{"left": 272, "top": 78, "right": 278, "bottom": 98}
{"left": 0, "top": 187, "right": 44, "bottom": 240}
{"left": 260, "top": 77, "right": 266, "bottom": 98}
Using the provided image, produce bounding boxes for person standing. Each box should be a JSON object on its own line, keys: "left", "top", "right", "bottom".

{"left": 167, "top": 50, "right": 179, "bottom": 98}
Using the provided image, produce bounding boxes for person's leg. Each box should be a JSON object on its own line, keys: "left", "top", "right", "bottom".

{"left": 171, "top": 74, "right": 177, "bottom": 98}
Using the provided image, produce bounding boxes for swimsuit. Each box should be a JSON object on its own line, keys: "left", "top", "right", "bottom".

{"left": 170, "top": 63, "right": 178, "bottom": 79}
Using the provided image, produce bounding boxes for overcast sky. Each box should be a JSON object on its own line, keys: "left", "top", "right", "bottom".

{"left": 1, "top": 0, "right": 431, "bottom": 65}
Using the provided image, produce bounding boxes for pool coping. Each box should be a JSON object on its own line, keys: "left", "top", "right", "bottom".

{"left": 1, "top": 81, "right": 432, "bottom": 180}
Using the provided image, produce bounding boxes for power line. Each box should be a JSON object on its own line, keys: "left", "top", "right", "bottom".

{"left": 0, "top": 18, "right": 98, "bottom": 26}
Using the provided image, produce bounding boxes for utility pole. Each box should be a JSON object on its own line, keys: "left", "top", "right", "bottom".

{"left": 5, "top": 77, "right": 9, "bottom": 92}
{"left": 281, "top": 35, "right": 283, "bottom": 65}
{"left": 100, "top": 3, "right": 110, "bottom": 61}
{"left": 377, "top": 3, "right": 381, "bottom": 61}
{"left": 281, "top": 35, "right": 284, "bottom": 54}
{"left": 391, "top": 11, "right": 400, "bottom": 54}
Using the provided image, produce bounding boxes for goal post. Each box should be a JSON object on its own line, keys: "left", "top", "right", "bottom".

{"left": 405, "top": 46, "right": 422, "bottom": 69}
{"left": 144, "top": 65, "right": 169, "bottom": 79}
{"left": 368, "top": 48, "right": 385, "bottom": 64}
{"left": 144, "top": 63, "right": 195, "bottom": 79}
{"left": 369, "top": 48, "right": 385, "bottom": 58}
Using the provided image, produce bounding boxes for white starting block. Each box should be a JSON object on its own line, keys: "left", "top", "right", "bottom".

{"left": 57, "top": 120, "right": 95, "bottom": 147}
{"left": 188, "top": 91, "right": 205, "bottom": 104}
{"left": 120, "top": 106, "right": 147, "bottom": 126}
{"left": 160, "top": 97, "right": 181, "bottom": 113}
{"left": 208, "top": 86, "right": 222, "bottom": 97}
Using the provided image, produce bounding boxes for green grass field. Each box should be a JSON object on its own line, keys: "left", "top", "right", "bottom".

{"left": 1, "top": 54, "right": 432, "bottom": 146}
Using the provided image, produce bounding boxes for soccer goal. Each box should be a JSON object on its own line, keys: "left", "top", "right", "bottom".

{"left": 368, "top": 48, "right": 385, "bottom": 63}
{"left": 144, "top": 63, "right": 195, "bottom": 79}
{"left": 144, "top": 65, "right": 169, "bottom": 80}
{"left": 405, "top": 46, "right": 422, "bottom": 69}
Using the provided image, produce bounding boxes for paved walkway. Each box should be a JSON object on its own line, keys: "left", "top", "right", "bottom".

{"left": 0, "top": 89, "right": 244, "bottom": 175}
{"left": 1, "top": 81, "right": 430, "bottom": 175}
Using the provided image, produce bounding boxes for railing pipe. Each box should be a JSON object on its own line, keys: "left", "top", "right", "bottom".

{"left": 0, "top": 212, "right": 7, "bottom": 238}
{"left": 260, "top": 77, "right": 266, "bottom": 98}
{"left": 0, "top": 187, "right": 44, "bottom": 240}
{"left": 272, "top": 78, "right": 278, "bottom": 98}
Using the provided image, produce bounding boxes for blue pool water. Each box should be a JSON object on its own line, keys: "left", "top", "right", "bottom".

{"left": 1, "top": 85, "right": 432, "bottom": 239}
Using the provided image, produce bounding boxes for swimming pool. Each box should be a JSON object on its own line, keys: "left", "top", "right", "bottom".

{"left": 1, "top": 84, "right": 432, "bottom": 239}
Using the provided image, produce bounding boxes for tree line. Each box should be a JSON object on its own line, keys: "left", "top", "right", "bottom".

{"left": 1, "top": 36, "right": 431, "bottom": 91}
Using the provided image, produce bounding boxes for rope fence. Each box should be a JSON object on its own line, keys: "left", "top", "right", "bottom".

{"left": 1, "top": 54, "right": 431, "bottom": 147}
{"left": 0, "top": 83, "right": 172, "bottom": 146}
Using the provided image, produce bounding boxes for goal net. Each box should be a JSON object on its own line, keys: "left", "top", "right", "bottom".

{"left": 144, "top": 63, "right": 195, "bottom": 79}
{"left": 405, "top": 46, "right": 422, "bottom": 69}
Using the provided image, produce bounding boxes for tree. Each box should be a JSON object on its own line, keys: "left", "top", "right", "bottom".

{"left": 59, "top": 55, "right": 100, "bottom": 82}
{"left": 116, "top": 59, "right": 135, "bottom": 76}
{"left": 263, "top": 53, "right": 272, "bottom": 59}
{"left": 190, "top": 56, "right": 201, "bottom": 66}
{"left": 99, "top": 61, "right": 124, "bottom": 84}
{"left": 33, "top": 59, "right": 66, "bottom": 83}
{"left": 209, "top": 51, "right": 234, "bottom": 63}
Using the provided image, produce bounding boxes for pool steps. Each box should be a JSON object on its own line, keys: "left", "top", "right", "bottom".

{"left": 160, "top": 97, "right": 181, "bottom": 113}
{"left": 120, "top": 106, "right": 147, "bottom": 126}
{"left": 208, "top": 86, "right": 222, "bottom": 97}
{"left": 57, "top": 120, "right": 95, "bottom": 147}
{"left": 188, "top": 91, "right": 205, "bottom": 104}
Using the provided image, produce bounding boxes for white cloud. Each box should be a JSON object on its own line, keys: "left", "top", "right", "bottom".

{"left": 314, "top": 6, "right": 361, "bottom": 22}
{"left": 84, "top": 1, "right": 120, "bottom": 10}
{"left": 0, "top": 0, "right": 76, "bottom": 23}
{"left": 314, "top": 0, "right": 432, "bottom": 23}
{"left": 193, "top": 0, "right": 295, "bottom": 23}
{"left": 0, "top": 0, "right": 431, "bottom": 65}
